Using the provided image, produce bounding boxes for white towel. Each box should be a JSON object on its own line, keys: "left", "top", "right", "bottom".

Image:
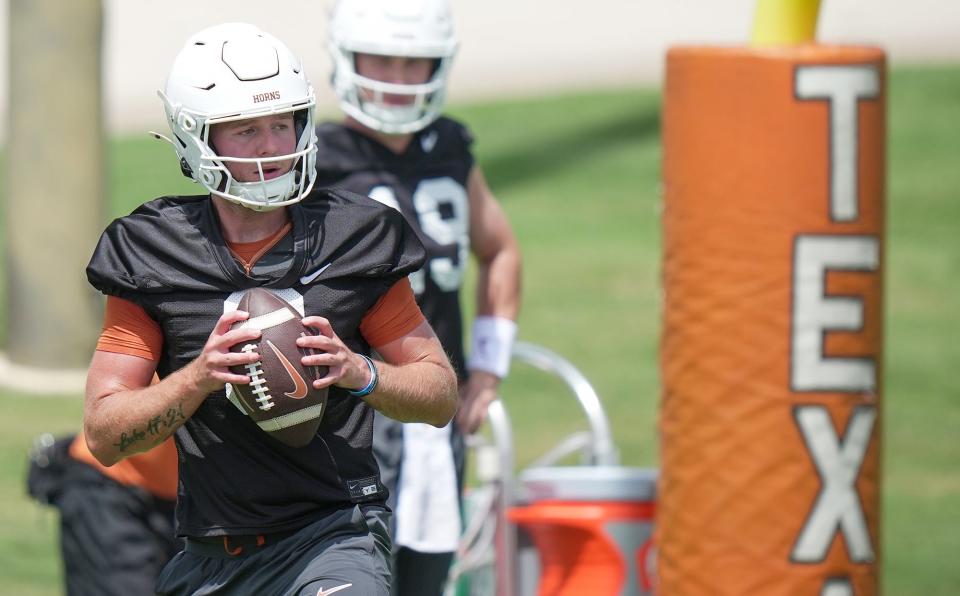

{"left": 393, "top": 422, "right": 461, "bottom": 553}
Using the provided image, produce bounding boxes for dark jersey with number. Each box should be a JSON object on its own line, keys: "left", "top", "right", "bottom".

{"left": 86, "top": 189, "right": 425, "bottom": 538}
{"left": 314, "top": 117, "right": 475, "bottom": 377}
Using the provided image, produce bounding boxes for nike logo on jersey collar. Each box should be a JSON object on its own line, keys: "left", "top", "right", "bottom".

{"left": 317, "top": 583, "right": 353, "bottom": 596}
{"left": 420, "top": 130, "right": 439, "bottom": 153}
{"left": 300, "top": 262, "right": 333, "bottom": 285}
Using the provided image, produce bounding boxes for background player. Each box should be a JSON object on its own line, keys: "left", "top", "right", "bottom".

{"left": 317, "top": 1, "right": 522, "bottom": 593}
{"left": 82, "top": 23, "right": 457, "bottom": 595}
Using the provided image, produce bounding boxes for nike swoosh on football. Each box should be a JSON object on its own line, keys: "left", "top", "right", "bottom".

{"left": 317, "top": 583, "right": 353, "bottom": 596}
{"left": 300, "top": 262, "right": 333, "bottom": 285}
{"left": 266, "top": 340, "right": 309, "bottom": 399}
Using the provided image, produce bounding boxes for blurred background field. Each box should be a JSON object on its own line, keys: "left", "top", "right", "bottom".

{"left": 0, "top": 64, "right": 957, "bottom": 594}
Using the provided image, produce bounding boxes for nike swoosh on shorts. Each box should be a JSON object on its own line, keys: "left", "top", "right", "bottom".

{"left": 316, "top": 583, "right": 353, "bottom": 596}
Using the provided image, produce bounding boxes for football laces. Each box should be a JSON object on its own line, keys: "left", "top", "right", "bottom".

{"left": 240, "top": 344, "right": 274, "bottom": 411}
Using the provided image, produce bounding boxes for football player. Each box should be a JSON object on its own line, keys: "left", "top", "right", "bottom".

{"left": 318, "top": 1, "right": 522, "bottom": 594}
{"left": 82, "top": 23, "right": 457, "bottom": 596}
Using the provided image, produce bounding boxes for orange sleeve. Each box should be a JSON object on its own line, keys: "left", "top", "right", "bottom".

{"left": 97, "top": 296, "right": 162, "bottom": 360}
{"left": 359, "top": 278, "right": 427, "bottom": 348}
{"left": 69, "top": 433, "right": 179, "bottom": 500}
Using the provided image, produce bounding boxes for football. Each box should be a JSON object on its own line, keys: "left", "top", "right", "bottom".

{"left": 227, "top": 288, "right": 328, "bottom": 448}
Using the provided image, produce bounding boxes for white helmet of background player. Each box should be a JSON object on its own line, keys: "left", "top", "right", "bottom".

{"left": 158, "top": 23, "right": 317, "bottom": 211}
{"left": 329, "top": 0, "right": 458, "bottom": 134}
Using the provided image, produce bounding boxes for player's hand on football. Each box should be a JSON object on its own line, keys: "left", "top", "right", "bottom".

{"left": 299, "top": 316, "right": 370, "bottom": 392}
{"left": 190, "top": 310, "right": 262, "bottom": 393}
{"left": 456, "top": 371, "right": 499, "bottom": 434}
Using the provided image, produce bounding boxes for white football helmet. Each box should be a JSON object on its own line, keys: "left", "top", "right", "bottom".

{"left": 158, "top": 23, "right": 317, "bottom": 211}
{"left": 329, "top": 0, "right": 458, "bottom": 134}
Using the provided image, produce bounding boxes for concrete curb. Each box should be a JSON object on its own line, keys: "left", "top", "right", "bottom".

{"left": 0, "top": 353, "right": 85, "bottom": 396}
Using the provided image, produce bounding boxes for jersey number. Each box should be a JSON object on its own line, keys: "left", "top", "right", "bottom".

{"left": 369, "top": 177, "right": 469, "bottom": 294}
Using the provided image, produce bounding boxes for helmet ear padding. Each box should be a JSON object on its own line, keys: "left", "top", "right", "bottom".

{"left": 328, "top": 0, "right": 458, "bottom": 134}
{"left": 159, "top": 23, "right": 318, "bottom": 210}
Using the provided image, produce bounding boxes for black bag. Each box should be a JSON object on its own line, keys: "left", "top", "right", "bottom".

{"left": 26, "top": 433, "right": 78, "bottom": 506}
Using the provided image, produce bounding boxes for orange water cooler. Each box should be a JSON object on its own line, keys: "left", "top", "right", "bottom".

{"left": 508, "top": 467, "right": 657, "bottom": 596}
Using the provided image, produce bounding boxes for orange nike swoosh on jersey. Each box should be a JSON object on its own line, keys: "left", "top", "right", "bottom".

{"left": 266, "top": 340, "right": 309, "bottom": 399}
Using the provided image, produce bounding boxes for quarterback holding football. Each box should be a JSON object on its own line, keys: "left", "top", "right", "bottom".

{"left": 83, "top": 22, "right": 456, "bottom": 596}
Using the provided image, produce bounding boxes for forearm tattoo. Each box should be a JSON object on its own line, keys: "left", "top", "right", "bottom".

{"left": 114, "top": 402, "right": 187, "bottom": 452}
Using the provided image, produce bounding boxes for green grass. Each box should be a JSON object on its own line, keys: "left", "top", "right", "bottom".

{"left": 875, "top": 66, "right": 960, "bottom": 596}
{"left": 450, "top": 90, "right": 663, "bottom": 468}
{"left": 1, "top": 65, "right": 959, "bottom": 594}
{"left": 0, "top": 396, "right": 82, "bottom": 595}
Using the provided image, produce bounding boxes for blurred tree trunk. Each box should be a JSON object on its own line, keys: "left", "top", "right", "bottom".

{"left": 5, "top": 0, "right": 104, "bottom": 368}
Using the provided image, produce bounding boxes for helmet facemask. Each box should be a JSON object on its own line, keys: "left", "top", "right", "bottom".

{"left": 197, "top": 107, "right": 316, "bottom": 211}
{"left": 331, "top": 45, "right": 451, "bottom": 135}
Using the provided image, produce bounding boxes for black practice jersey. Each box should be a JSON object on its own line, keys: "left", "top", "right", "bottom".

{"left": 86, "top": 189, "right": 425, "bottom": 537}
{"left": 314, "top": 117, "right": 475, "bottom": 377}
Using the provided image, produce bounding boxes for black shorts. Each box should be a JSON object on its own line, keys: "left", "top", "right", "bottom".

{"left": 156, "top": 505, "right": 392, "bottom": 596}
